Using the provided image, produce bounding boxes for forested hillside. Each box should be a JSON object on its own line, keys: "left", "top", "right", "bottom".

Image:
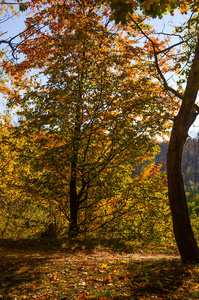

{"left": 155, "top": 136, "right": 199, "bottom": 205}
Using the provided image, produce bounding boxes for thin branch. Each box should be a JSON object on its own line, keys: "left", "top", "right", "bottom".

{"left": 156, "top": 40, "right": 188, "bottom": 54}
{"left": 152, "top": 43, "right": 183, "bottom": 99}
{"left": 129, "top": 14, "right": 183, "bottom": 100}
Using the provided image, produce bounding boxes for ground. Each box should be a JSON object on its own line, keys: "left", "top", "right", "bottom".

{"left": 0, "top": 238, "right": 199, "bottom": 299}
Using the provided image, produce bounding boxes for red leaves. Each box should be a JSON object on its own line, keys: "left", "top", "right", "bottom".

{"left": 78, "top": 291, "right": 88, "bottom": 299}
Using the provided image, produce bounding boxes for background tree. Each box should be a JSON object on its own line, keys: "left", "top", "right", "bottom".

{"left": 0, "top": 113, "right": 62, "bottom": 239}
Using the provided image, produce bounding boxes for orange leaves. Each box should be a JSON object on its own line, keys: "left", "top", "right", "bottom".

{"left": 78, "top": 291, "right": 86, "bottom": 299}
{"left": 179, "top": 1, "right": 190, "bottom": 14}
{"left": 101, "top": 263, "right": 108, "bottom": 269}
{"left": 0, "top": 0, "right": 177, "bottom": 239}
{"left": 0, "top": 0, "right": 19, "bottom": 17}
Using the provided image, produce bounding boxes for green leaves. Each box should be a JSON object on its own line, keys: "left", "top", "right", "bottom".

{"left": 139, "top": 0, "right": 178, "bottom": 18}
{"left": 108, "top": 0, "right": 137, "bottom": 24}
{"left": 2, "top": 1, "right": 172, "bottom": 236}
{"left": 107, "top": 0, "right": 179, "bottom": 23}
{"left": 19, "top": 3, "right": 28, "bottom": 12}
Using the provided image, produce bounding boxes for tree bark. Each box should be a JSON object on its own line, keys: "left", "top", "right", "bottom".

{"left": 68, "top": 97, "right": 82, "bottom": 238}
{"left": 167, "top": 116, "right": 199, "bottom": 263}
{"left": 167, "top": 38, "right": 199, "bottom": 263}
{"left": 69, "top": 134, "right": 81, "bottom": 238}
{"left": 69, "top": 177, "right": 80, "bottom": 237}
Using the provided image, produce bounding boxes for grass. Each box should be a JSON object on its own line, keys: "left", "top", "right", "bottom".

{"left": 0, "top": 237, "right": 199, "bottom": 299}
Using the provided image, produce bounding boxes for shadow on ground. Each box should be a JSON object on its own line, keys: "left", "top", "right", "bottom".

{"left": 0, "top": 238, "right": 59, "bottom": 299}
{"left": 0, "top": 238, "right": 190, "bottom": 299}
{"left": 0, "top": 255, "right": 50, "bottom": 299}
{"left": 126, "top": 258, "right": 187, "bottom": 299}
{"left": 0, "top": 236, "right": 178, "bottom": 254}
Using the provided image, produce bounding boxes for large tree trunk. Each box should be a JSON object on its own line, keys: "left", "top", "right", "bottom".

{"left": 167, "top": 39, "right": 199, "bottom": 263}
{"left": 167, "top": 116, "right": 199, "bottom": 263}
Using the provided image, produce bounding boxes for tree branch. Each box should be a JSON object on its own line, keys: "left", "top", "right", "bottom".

{"left": 129, "top": 14, "right": 183, "bottom": 100}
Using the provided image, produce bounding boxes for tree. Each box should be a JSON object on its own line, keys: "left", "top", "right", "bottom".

{"left": 0, "top": 113, "right": 29, "bottom": 238}
{"left": 1, "top": 1, "right": 174, "bottom": 237}
{"left": 101, "top": 0, "right": 199, "bottom": 262}
{"left": 106, "top": 162, "right": 172, "bottom": 243}
{"left": 0, "top": 112, "right": 62, "bottom": 239}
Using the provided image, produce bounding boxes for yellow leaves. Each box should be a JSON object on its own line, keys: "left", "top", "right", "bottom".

{"left": 9, "top": 4, "right": 14, "bottom": 11}
{"left": 192, "top": 283, "right": 199, "bottom": 291}
{"left": 0, "top": 1, "right": 20, "bottom": 16}
{"left": 120, "top": 260, "right": 128, "bottom": 264}
{"left": 193, "top": 266, "right": 199, "bottom": 273}
{"left": 0, "top": 0, "right": 176, "bottom": 244}
{"left": 179, "top": 1, "right": 190, "bottom": 14}
{"left": 117, "top": 282, "right": 123, "bottom": 287}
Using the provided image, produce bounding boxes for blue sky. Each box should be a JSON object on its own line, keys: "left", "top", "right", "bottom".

{"left": 150, "top": 12, "right": 199, "bottom": 136}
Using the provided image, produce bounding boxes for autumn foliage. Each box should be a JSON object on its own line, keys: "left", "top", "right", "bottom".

{"left": 0, "top": 0, "right": 198, "bottom": 268}
{"left": 0, "top": 0, "right": 177, "bottom": 239}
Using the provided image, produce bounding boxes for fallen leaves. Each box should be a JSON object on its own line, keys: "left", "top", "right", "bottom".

{"left": 0, "top": 245, "right": 198, "bottom": 300}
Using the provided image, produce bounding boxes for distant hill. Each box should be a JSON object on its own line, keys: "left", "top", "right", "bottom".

{"left": 155, "top": 137, "right": 199, "bottom": 203}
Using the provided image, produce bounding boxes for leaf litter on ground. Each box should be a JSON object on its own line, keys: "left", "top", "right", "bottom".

{"left": 0, "top": 239, "right": 199, "bottom": 299}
